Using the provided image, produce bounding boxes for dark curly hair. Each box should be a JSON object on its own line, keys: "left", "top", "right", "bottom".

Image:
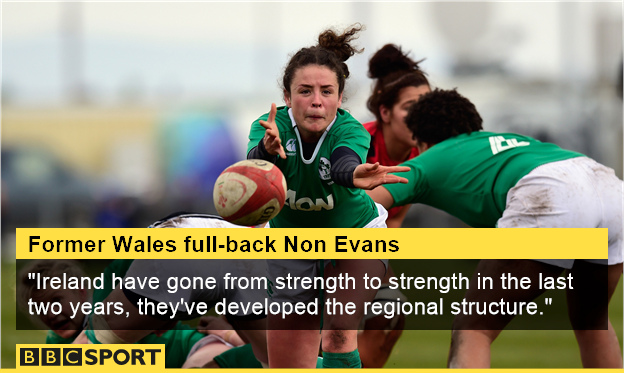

{"left": 282, "top": 24, "right": 364, "bottom": 97}
{"left": 366, "top": 44, "right": 429, "bottom": 124}
{"left": 405, "top": 88, "right": 483, "bottom": 144}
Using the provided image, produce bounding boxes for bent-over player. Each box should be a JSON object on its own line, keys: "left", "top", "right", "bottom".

{"left": 367, "top": 88, "right": 623, "bottom": 368}
{"left": 18, "top": 258, "right": 243, "bottom": 368}
{"left": 72, "top": 213, "right": 269, "bottom": 366}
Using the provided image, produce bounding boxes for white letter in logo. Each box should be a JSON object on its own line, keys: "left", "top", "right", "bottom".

{"left": 285, "top": 138, "right": 297, "bottom": 156}
{"left": 489, "top": 136, "right": 530, "bottom": 155}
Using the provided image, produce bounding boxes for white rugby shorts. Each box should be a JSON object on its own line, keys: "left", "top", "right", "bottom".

{"left": 497, "top": 157, "right": 623, "bottom": 268}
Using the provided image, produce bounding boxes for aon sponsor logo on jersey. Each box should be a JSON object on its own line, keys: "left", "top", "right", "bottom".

{"left": 285, "top": 190, "right": 334, "bottom": 211}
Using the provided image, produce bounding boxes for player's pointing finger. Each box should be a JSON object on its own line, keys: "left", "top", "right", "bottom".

{"left": 268, "top": 103, "right": 277, "bottom": 124}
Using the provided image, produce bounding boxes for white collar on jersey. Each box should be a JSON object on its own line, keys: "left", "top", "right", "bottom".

{"left": 288, "top": 108, "right": 337, "bottom": 164}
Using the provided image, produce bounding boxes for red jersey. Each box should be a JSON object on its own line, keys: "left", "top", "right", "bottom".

{"left": 363, "top": 121, "right": 420, "bottom": 219}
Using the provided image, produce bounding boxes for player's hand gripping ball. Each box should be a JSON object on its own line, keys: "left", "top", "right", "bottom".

{"left": 213, "top": 159, "right": 287, "bottom": 226}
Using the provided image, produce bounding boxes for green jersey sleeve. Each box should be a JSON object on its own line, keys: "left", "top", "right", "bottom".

{"left": 384, "top": 160, "right": 428, "bottom": 207}
{"left": 330, "top": 113, "right": 370, "bottom": 163}
{"left": 247, "top": 115, "right": 268, "bottom": 156}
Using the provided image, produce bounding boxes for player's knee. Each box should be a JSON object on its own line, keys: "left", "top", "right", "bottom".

{"left": 323, "top": 329, "right": 350, "bottom": 351}
{"left": 569, "top": 310, "right": 608, "bottom": 330}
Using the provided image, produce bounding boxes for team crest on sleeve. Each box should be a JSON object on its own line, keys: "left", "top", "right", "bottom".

{"left": 319, "top": 157, "right": 331, "bottom": 180}
{"left": 285, "top": 138, "right": 297, "bottom": 156}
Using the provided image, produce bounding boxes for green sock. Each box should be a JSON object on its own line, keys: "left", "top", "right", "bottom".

{"left": 322, "top": 349, "right": 361, "bottom": 368}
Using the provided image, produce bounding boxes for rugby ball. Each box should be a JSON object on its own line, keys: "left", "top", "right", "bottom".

{"left": 213, "top": 159, "right": 287, "bottom": 226}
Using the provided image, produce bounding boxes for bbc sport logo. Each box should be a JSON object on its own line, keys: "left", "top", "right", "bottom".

{"left": 17, "top": 345, "right": 164, "bottom": 370}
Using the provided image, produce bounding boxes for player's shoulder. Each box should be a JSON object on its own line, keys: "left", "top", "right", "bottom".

{"left": 362, "top": 120, "right": 379, "bottom": 136}
{"left": 335, "top": 108, "right": 361, "bottom": 125}
{"left": 330, "top": 110, "right": 368, "bottom": 136}
{"left": 149, "top": 212, "right": 248, "bottom": 229}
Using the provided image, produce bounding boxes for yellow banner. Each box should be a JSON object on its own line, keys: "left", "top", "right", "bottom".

{"left": 16, "top": 345, "right": 164, "bottom": 369}
{"left": 16, "top": 228, "right": 606, "bottom": 260}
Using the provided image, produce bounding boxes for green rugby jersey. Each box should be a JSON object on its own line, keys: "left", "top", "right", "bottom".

{"left": 384, "top": 131, "right": 585, "bottom": 228}
{"left": 247, "top": 106, "right": 379, "bottom": 228}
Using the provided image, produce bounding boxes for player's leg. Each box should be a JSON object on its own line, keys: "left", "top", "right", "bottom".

{"left": 265, "top": 259, "right": 323, "bottom": 368}
{"left": 448, "top": 259, "right": 564, "bottom": 368}
{"left": 566, "top": 261, "right": 623, "bottom": 368}
{"left": 470, "top": 158, "right": 619, "bottom": 368}
{"left": 357, "top": 264, "right": 406, "bottom": 368}
{"left": 267, "top": 314, "right": 322, "bottom": 368}
{"left": 357, "top": 314, "right": 405, "bottom": 368}
{"left": 321, "top": 259, "right": 385, "bottom": 368}
{"left": 566, "top": 158, "right": 623, "bottom": 367}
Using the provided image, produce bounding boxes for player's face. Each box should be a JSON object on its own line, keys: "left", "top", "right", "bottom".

{"left": 32, "top": 289, "right": 87, "bottom": 339}
{"left": 385, "top": 85, "right": 430, "bottom": 148}
{"left": 284, "top": 65, "right": 343, "bottom": 142}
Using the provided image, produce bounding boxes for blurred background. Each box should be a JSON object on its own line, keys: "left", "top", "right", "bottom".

{"left": 2, "top": 1, "right": 622, "bottom": 368}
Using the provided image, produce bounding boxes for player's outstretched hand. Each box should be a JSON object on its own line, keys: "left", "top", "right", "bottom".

{"left": 259, "top": 103, "right": 286, "bottom": 159}
{"left": 353, "top": 163, "right": 410, "bottom": 190}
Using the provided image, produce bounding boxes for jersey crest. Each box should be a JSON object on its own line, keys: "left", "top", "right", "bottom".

{"left": 319, "top": 157, "right": 331, "bottom": 180}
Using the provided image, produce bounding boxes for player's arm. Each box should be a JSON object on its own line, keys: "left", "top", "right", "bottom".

{"left": 330, "top": 148, "right": 410, "bottom": 190}
{"left": 366, "top": 186, "right": 395, "bottom": 210}
{"left": 353, "top": 162, "right": 410, "bottom": 190}
{"left": 225, "top": 318, "right": 268, "bottom": 366}
{"left": 197, "top": 316, "right": 245, "bottom": 347}
{"left": 332, "top": 124, "right": 410, "bottom": 189}
{"left": 386, "top": 205, "right": 411, "bottom": 228}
